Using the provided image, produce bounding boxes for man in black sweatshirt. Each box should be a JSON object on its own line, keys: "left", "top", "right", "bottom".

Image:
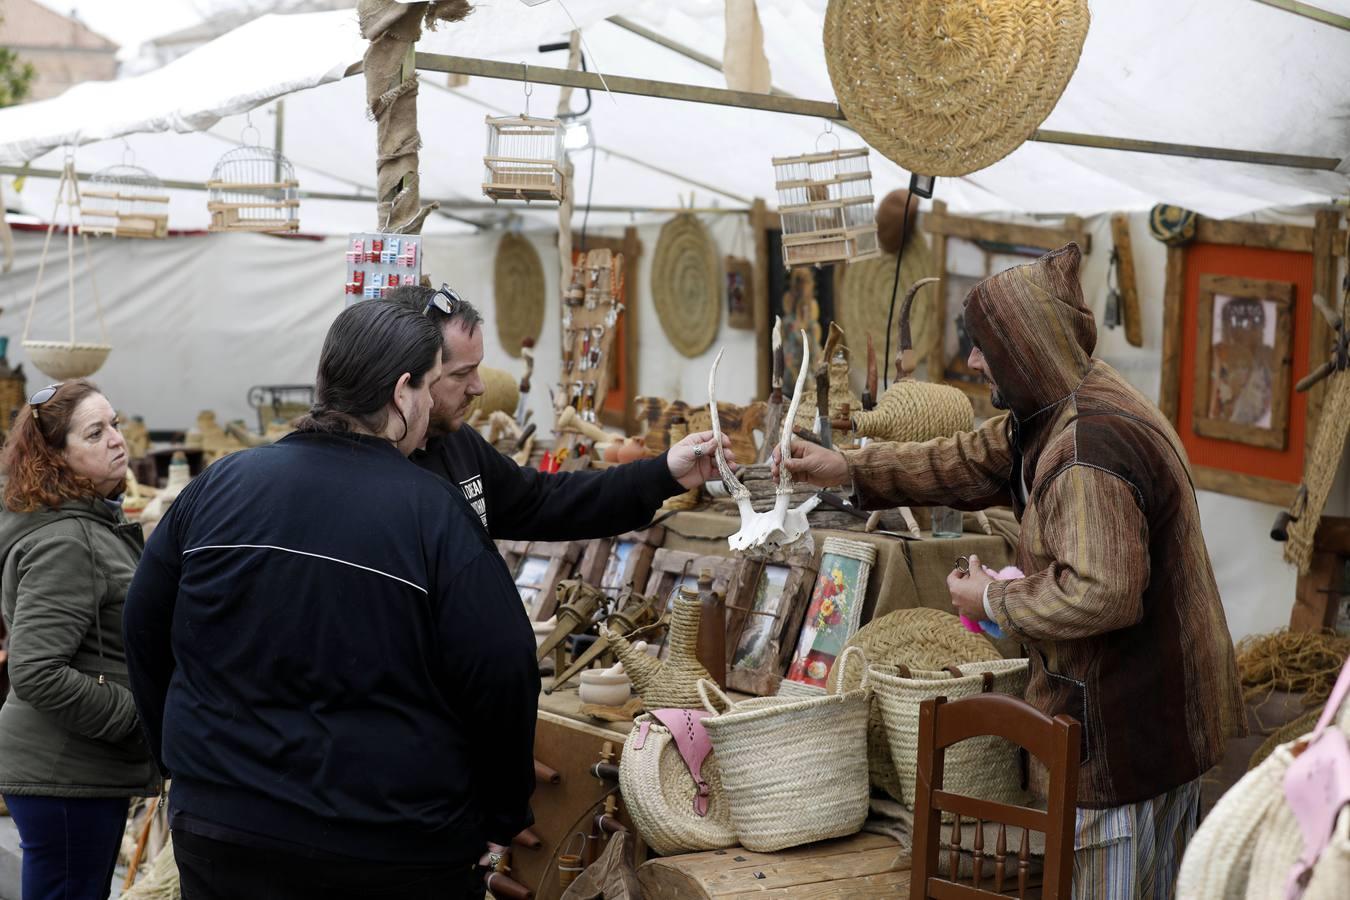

{"left": 390, "top": 285, "right": 733, "bottom": 540}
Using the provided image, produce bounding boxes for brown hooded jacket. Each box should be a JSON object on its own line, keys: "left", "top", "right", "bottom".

{"left": 843, "top": 243, "right": 1245, "bottom": 807}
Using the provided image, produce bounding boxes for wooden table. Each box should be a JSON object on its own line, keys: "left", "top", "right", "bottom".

{"left": 638, "top": 832, "right": 911, "bottom": 898}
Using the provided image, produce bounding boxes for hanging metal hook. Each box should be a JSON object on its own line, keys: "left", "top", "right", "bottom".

{"left": 241, "top": 110, "right": 261, "bottom": 147}
{"left": 521, "top": 62, "right": 533, "bottom": 118}
{"left": 120, "top": 138, "right": 135, "bottom": 168}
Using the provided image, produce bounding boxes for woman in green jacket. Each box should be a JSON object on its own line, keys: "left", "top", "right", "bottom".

{"left": 0, "top": 380, "right": 159, "bottom": 900}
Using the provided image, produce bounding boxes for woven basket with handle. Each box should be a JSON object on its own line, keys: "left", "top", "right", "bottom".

{"left": 871, "top": 658, "right": 1029, "bottom": 810}
{"left": 697, "top": 646, "right": 871, "bottom": 852}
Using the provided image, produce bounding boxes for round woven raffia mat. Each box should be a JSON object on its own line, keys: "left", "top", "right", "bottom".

{"left": 828, "top": 608, "right": 1000, "bottom": 802}
{"left": 823, "top": 0, "right": 1091, "bottom": 177}
{"left": 651, "top": 214, "right": 720, "bottom": 358}
{"left": 493, "top": 232, "right": 546, "bottom": 357}
{"left": 836, "top": 238, "right": 938, "bottom": 389}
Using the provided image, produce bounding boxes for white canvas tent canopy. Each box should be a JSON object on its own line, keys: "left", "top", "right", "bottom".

{"left": 1, "top": 0, "right": 1349, "bottom": 641}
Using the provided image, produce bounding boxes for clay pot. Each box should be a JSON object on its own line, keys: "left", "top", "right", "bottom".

{"left": 578, "top": 669, "right": 632, "bottom": 707}
{"left": 616, "top": 437, "right": 647, "bottom": 464}
{"left": 876, "top": 188, "right": 920, "bottom": 254}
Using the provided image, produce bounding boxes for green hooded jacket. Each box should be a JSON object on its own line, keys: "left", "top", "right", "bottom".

{"left": 0, "top": 497, "right": 159, "bottom": 798}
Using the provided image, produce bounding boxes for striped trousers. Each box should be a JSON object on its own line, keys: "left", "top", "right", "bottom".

{"left": 1073, "top": 778, "right": 1201, "bottom": 900}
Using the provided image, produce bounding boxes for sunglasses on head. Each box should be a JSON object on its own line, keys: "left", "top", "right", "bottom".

{"left": 424, "top": 284, "right": 466, "bottom": 317}
{"left": 29, "top": 383, "right": 61, "bottom": 420}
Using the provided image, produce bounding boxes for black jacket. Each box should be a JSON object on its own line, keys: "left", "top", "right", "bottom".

{"left": 412, "top": 426, "right": 683, "bottom": 539}
{"left": 123, "top": 431, "right": 538, "bottom": 865}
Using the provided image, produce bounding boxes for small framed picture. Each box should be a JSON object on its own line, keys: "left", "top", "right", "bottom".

{"left": 783, "top": 538, "right": 876, "bottom": 692}
{"left": 724, "top": 545, "right": 817, "bottom": 696}
{"left": 726, "top": 255, "right": 755, "bottom": 330}
{"left": 642, "top": 549, "right": 744, "bottom": 657}
{"left": 576, "top": 526, "right": 665, "bottom": 597}
{"left": 1192, "top": 275, "right": 1294, "bottom": 450}
{"left": 496, "top": 540, "right": 584, "bottom": 621}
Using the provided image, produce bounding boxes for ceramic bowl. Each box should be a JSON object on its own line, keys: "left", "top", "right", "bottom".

{"left": 578, "top": 670, "right": 632, "bottom": 707}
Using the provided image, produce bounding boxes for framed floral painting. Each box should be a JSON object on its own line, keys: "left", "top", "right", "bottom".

{"left": 782, "top": 538, "right": 876, "bottom": 693}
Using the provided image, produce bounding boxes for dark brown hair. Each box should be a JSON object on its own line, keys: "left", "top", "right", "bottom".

{"left": 2, "top": 379, "right": 109, "bottom": 512}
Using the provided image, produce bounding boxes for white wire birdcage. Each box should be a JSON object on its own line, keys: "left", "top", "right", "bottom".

{"left": 482, "top": 114, "right": 566, "bottom": 203}
{"left": 79, "top": 148, "right": 169, "bottom": 239}
{"left": 206, "top": 124, "right": 300, "bottom": 233}
{"left": 772, "top": 142, "right": 880, "bottom": 268}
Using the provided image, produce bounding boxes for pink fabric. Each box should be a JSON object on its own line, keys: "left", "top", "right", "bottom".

{"left": 645, "top": 708, "right": 716, "bottom": 817}
{"left": 960, "top": 565, "right": 1024, "bottom": 634}
{"left": 1283, "top": 658, "right": 1350, "bottom": 899}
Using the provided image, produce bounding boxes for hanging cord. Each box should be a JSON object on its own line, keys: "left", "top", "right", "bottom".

{"left": 881, "top": 190, "right": 916, "bottom": 390}
{"left": 579, "top": 142, "right": 598, "bottom": 252}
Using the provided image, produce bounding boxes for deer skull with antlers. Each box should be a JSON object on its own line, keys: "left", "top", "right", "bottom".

{"left": 709, "top": 323, "right": 821, "bottom": 553}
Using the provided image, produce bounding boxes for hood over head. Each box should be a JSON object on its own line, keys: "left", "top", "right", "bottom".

{"left": 961, "top": 242, "right": 1095, "bottom": 418}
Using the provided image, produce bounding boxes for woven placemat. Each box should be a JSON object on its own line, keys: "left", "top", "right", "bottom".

{"left": 493, "top": 232, "right": 545, "bottom": 357}
{"left": 828, "top": 608, "right": 1000, "bottom": 802}
{"left": 651, "top": 214, "right": 721, "bottom": 358}
{"left": 823, "top": 0, "right": 1090, "bottom": 176}
{"left": 836, "top": 240, "right": 938, "bottom": 380}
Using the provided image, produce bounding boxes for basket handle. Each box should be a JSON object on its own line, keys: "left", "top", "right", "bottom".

{"left": 697, "top": 678, "right": 734, "bottom": 716}
{"left": 834, "top": 645, "right": 869, "bottom": 694}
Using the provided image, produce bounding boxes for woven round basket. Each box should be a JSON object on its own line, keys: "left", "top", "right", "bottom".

{"left": 698, "top": 646, "right": 872, "bottom": 852}
{"left": 870, "top": 658, "right": 1029, "bottom": 810}
{"left": 493, "top": 232, "right": 546, "bottom": 357}
{"left": 828, "top": 608, "right": 999, "bottom": 802}
{"left": 823, "top": 0, "right": 1091, "bottom": 176}
{"left": 1148, "top": 203, "right": 1199, "bottom": 246}
{"left": 619, "top": 713, "right": 737, "bottom": 855}
{"left": 836, "top": 241, "right": 938, "bottom": 382}
{"left": 651, "top": 214, "right": 721, "bottom": 358}
{"left": 22, "top": 340, "right": 111, "bottom": 381}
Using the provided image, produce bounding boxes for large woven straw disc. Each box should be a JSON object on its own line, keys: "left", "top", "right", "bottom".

{"left": 823, "top": 0, "right": 1091, "bottom": 176}
{"left": 493, "top": 232, "right": 546, "bottom": 357}
{"left": 651, "top": 214, "right": 720, "bottom": 358}
{"left": 828, "top": 608, "right": 999, "bottom": 802}
{"left": 836, "top": 236, "right": 938, "bottom": 382}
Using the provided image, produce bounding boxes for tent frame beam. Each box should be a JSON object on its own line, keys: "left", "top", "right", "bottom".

{"left": 1250, "top": 0, "right": 1350, "bottom": 30}
{"left": 411, "top": 52, "right": 1342, "bottom": 172}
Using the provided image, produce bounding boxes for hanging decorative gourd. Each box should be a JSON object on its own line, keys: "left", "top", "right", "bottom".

{"left": 22, "top": 156, "right": 113, "bottom": 381}
{"left": 772, "top": 126, "right": 880, "bottom": 268}
{"left": 206, "top": 117, "right": 300, "bottom": 233}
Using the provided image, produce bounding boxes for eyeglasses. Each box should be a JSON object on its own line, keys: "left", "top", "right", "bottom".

{"left": 29, "top": 383, "right": 61, "bottom": 420}
{"left": 424, "top": 284, "right": 467, "bottom": 317}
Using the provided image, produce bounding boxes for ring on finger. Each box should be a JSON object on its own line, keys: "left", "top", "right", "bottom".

{"left": 693, "top": 445, "right": 704, "bottom": 458}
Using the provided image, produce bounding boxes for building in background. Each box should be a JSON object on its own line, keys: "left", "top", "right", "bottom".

{"left": 0, "top": 0, "right": 117, "bottom": 101}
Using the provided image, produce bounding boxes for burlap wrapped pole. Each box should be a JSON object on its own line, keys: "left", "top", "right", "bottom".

{"left": 1285, "top": 368, "right": 1350, "bottom": 573}
{"left": 358, "top": 0, "right": 472, "bottom": 234}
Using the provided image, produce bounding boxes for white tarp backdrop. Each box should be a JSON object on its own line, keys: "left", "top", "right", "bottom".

{"left": 2, "top": 0, "right": 1349, "bottom": 640}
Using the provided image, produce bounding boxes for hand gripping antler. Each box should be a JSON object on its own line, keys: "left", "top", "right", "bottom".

{"left": 709, "top": 324, "right": 820, "bottom": 552}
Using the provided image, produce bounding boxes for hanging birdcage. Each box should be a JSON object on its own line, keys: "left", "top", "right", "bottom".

{"left": 482, "top": 115, "right": 566, "bottom": 203}
{"left": 206, "top": 130, "right": 300, "bottom": 233}
{"left": 79, "top": 150, "right": 169, "bottom": 239}
{"left": 772, "top": 143, "right": 880, "bottom": 268}
{"left": 23, "top": 158, "right": 113, "bottom": 381}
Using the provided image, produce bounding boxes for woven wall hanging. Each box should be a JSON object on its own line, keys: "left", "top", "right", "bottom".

{"left": 651, "top": 213, "right": 721, "bottom": 358}
{"left": 836, "top": 235, "right": 938, "bottom": 377}
{"left": 493, "top": 232, "right": 546, "bottom": 357}
{"left": 823, "top": 0, "right": 1090, "bottom": 177}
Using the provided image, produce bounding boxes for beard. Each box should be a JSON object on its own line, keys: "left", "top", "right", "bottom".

{"left": 989, "top": 385, "right": 1009, "bottom": 410}
{"left": 427, "top": 405, "right": 459, "bottom": 437}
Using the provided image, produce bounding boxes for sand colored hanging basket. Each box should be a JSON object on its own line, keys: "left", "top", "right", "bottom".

{"left": 651, "top": 214, "right": 721, "bottom": 359}
{"left": 493, "top": 232, "right": 546, "bottom": 357}
{"left": 23, "top": 161, "right": 113, "bottom": 382}
{"left": 823, "top": 0, "right": 1090, "bottom": 177}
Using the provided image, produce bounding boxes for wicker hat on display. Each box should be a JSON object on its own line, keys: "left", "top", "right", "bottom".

{"left": 823, "top": 0, "right": 1091, "bottom": 177}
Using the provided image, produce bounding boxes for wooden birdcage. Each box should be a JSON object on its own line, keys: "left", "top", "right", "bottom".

{"left": 206, "top": 144, "right": 300, "bottom": 233}
{"left": 482, "top": 115, "right": 565, "bottom": 203}
{"left": 79, "top": 160, "right": 169, "bottom": 239}
{"left": 772, "top": 146, "right": 880, "bottom": 268}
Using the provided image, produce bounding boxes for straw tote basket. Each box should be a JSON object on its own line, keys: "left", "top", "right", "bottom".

{"left": 871, "top": 658, "right": 1029, "bottom": 809}
{"left": 697, "top": 646, "right": 872, "bottom": 852}
{"left": 822, "top": 0, "right": 1090, "bottom": 177}
{"left": 619, "top": 713, "right": 737, "bottom": 856}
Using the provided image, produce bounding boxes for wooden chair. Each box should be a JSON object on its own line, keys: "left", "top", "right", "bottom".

{"left": 910, "top": 693, "right": 1081, "bottom": 900}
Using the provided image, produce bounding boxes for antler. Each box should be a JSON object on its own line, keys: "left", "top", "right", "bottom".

{"left": 709, "top": 349, "right": 750, "bottom": 501}
{"left": 777, "top": 330, "right": 811, "bottom": 493}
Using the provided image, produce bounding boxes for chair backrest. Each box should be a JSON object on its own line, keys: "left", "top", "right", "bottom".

{"left": 909, "top": 692, "right": 1081, "bottom": 900}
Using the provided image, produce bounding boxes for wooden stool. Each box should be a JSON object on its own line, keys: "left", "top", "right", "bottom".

{"left": 637, "top": 832, "right": 910, "bottom": 898}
